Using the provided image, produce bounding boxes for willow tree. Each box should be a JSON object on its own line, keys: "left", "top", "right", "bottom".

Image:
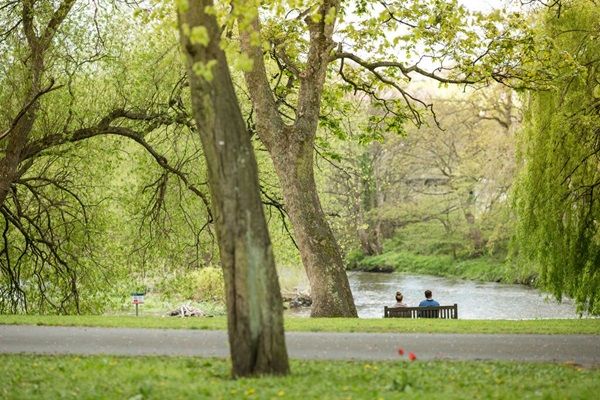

{"left": 0, "top": 0, "right": 77, "bottom": 206}
{"left": 0, "top": 1, "right": 212, "bottom": 313}
{"left": 177, "top": 0, "right": 289, "bottom": 377}
{"left": 513, "top": 0, "right": 600, "bottom": 314}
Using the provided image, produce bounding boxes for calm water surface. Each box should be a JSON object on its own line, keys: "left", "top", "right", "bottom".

{"left": 288, "top": 272, "right": 583, "bottom": 319}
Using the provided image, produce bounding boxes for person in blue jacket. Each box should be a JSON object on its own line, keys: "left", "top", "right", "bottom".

{"left": 418, "top": 290, "right": 440, "bottom": 307}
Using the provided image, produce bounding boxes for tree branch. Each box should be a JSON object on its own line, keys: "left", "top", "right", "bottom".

{"left": 335, "top": 51, "right": 477, "bottom": 85}
{"left": 21, "top": 110, "right": 213, "bottom": 221}
{"left": 0, "top": 79, "right": 62, "bottom": 142}
{"left": 40, "top": 0, "right": 77, "bottom": 48}
{"left": 21, "top": 0, "right": 37, "bottom": 47}
{"left": 294, "top": 0, "right": 340, "bottom": 137}
{"left": 238, "top": 9, "right": 285, "bottom": 149}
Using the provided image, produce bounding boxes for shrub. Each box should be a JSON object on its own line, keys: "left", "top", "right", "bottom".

{"left": 157, "top": 267, "right": 225, "bottom": 303}
{"left": 345, "top": 248, "right": 367, "bottom": 269}
{"left": 191, "top": 267, "right": 225, "bottom": 303}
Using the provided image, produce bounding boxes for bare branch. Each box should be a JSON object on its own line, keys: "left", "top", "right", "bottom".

{"left": 238, "top": 10, "right": 285, "bottom": 148}
{"left": 0, "top": 79, "right": 63, "bottom": 142}
{"left": 259, "top": 184, "right": 298, "bottom": 250}
{"left": 40, "top": 0, "right": 77, "bottom": 48}
{"left": 335, "top": 51, "right": 477, "bottom": 85}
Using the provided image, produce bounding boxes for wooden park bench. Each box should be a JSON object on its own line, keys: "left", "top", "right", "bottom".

{"left": 384, "top": 304, "right": 458, "bottom": 319}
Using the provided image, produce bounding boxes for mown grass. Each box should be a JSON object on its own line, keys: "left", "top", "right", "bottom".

{"left": 1, "top": 314, "right": 599, "bottom": 334}
{"left": 1, "top": 354, "right": 598, "bottom": 399}
{"left": 352, "top": 251, "right": 535, "bottom": 284}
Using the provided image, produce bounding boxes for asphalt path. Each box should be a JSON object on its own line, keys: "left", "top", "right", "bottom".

{"left": 1, "top": 325, "right": 599, "bottom": 365}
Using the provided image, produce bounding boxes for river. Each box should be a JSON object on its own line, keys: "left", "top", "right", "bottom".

{"left": 288, "top": 272, "right": 583, "bottom": 319}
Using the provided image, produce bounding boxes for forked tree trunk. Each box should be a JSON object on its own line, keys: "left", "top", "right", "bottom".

{"left": 239, "top": 1, "right": 357, "bottom": 317}
{"left": 178, "top": 0, "right": 289, "bottom": 377}
{"left": 271, "top": 129, "right": 357, "bottom": 317}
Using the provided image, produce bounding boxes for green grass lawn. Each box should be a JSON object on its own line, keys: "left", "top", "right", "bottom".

{"left": 1, "top": 314, "right": 599, "bottom": 334}
{"left": 1, "top": 354, "right": 598, "bottom": 399}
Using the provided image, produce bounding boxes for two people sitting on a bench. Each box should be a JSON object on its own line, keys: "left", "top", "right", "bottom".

{"left": 385, "top": 290, "right": 457, "bottom": 318}
{"left": 391, "top": 289, "right": 439, "bottom": 307}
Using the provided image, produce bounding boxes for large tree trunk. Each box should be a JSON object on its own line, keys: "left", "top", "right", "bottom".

{"left": 239, "top": 1, "right": 357, "bottom": 317}
{"left": 272, "top": 128, "right": 357, "bottom": 317}
{"left": 178, "top": 0, "right": 289, "bottom": 377}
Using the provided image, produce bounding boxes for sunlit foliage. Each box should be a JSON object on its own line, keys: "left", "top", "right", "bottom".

{"left": 513, "top": 0, "right": 600, "bottom": 314}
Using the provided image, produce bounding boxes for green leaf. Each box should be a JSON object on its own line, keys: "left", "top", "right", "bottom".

{"left": 190, "top": 26, "right": 210, "bottom": 47}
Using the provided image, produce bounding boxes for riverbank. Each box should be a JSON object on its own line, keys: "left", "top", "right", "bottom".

{"left": 348, "top": 251, "right": 535, "bottom": 285}
{"left": 1, "top": 315, "right": 598, "bottom": 334}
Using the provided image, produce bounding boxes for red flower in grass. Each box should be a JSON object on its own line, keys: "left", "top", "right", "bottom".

{"left": 408, "top": 352, "right": 417, "bottom": 361}
{"left": 397, "top": 348, "right": 405, "bottom": 356}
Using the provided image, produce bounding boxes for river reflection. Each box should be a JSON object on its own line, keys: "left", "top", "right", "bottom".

{"left": 287, "top": 272, "right": 583, "bottom": 319}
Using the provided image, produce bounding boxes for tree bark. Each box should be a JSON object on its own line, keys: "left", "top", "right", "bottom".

{"left": 239, "top": 1, "right": 357, "bottom": 317}
{"left": 178, "top": 0, "right": 289, "bottom": 376}
{"left": 271, "top": 127, "right": 357, "bottom": 317}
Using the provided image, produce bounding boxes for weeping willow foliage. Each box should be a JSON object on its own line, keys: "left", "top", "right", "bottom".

{"left": 514, "top": 0, "right": 600, "bottom": 314}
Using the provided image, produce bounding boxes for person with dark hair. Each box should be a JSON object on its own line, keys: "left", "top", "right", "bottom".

{"left": 392, "top": 291, "right": 407, "bottom": 307}
{"left": 419, "top": 290, "right": 440, "bottom": 307}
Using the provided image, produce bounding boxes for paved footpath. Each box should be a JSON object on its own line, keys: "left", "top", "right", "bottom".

{"left": 1, "top": 325, "right": 599, "bottom": 365}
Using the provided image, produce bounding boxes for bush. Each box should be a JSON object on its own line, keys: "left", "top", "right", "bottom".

{"left": 157, "top": 267, "right": 225, "bottom": 303}
{"left": 345, "top": 248, "right": 367, "bottom": 269}
{"left": 191, "top": 267, "right": 225, "bottom": 303}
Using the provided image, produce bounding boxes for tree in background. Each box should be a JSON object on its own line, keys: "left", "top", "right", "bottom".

{"left": 513, "top": 0, "right": 600, "bottom": 314}
{"left": 329, "top": 86, "right": 519, "bottom": 265}
{"left": 177, "top": 0, "right": 289, "bottom": 376}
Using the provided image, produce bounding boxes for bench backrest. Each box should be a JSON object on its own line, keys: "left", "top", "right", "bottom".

{"left": 384, "top": 304, "right": 458, "bottom": 319}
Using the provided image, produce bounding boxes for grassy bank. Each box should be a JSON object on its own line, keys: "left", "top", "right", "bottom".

{"left": 1, "top": 354, "right": 598, "bottom": 399}
{"left": 1, "top": 315, "right": 598, "bottom": 334}
{"left": 350, "top": 251, "right": 535, "bottom": 284}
